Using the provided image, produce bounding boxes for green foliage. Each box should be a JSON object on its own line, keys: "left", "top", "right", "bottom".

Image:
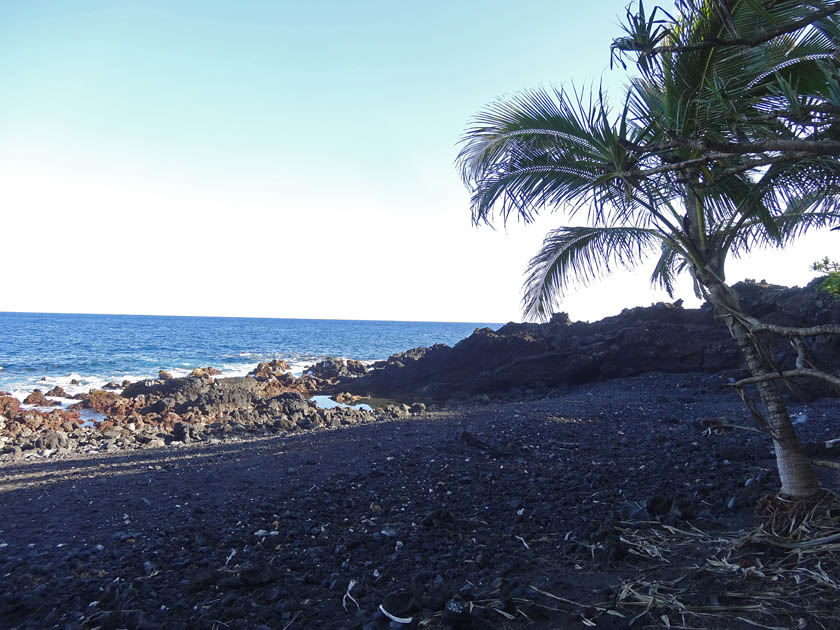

{"left": 812, "top": 256, "right": 840, "bottom": 297}
{"left": 458, "top": 1, "right": 840, "bottom": 321}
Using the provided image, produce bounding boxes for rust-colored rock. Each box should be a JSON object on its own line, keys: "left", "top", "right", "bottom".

{"left": 72, "top": 390, "right": 136, "bottom": 418}
{"left": 188, "top": 367, "right": 222, "bottom": 378}
{"left": 307, "top": 357, "right": 367, "bottom": 380}
{"left": 249, "top": 360, "right": 291, "bottom": 381}
{"left": 0, "top": 396, "right": 21, "bottom": 418}
{"left": 45, "top": 386, "right": 68, "bottom": 398}
{"left": 23, "top": 390, "right": 59, "bottom": 406}
{"left": 256, "top": 372, "right": 311, "bottom": 397}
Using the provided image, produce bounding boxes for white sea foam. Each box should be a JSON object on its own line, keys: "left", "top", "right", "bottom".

{"left": 218, "top": 354, "right": 322, "bottom": 377}
{"left": 215, "top": 361, "right": 259, "bottom": 378}
{"left": 1, "top": 353, "right": 386, "bottom": 405}
{"left": 4, "top": 370, "right": 157, "bottom": 403}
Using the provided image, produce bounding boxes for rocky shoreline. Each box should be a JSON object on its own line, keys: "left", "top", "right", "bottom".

{"left": 3, "top": 279, "right": 839, "bottom": 466}
{"left": 0, "top": 359, "right": 424, "bottom": 463}
{"left": 333, "top": 279, "right": 840, "bottom": 403}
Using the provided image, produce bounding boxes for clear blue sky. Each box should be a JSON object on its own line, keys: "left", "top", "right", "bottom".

{"left": 1, "top": 2, "right": 832, "bottom": 322}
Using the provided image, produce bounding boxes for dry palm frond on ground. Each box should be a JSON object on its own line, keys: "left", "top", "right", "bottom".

{"left": 615, "top": 496, "right": 840, "bottom": 628}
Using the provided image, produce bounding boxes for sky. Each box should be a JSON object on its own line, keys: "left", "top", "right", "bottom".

{"left": 0, "top": 1, "right": 835, "bottom": 323}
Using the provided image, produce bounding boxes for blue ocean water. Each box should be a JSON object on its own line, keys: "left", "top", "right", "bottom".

{"left": 0, "top": 312, "right": 499, "bottom": 400}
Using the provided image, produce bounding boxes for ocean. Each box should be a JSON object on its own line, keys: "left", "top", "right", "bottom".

{"left": 0, "top": 312, "right": 499, "bottom": 400}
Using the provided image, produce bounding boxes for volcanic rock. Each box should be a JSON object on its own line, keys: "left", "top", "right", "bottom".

{"left": 0, "top": 396, "right": 21, "bottom": 418}
{"left": 306, "top": 357, "right": 367, "bottom": 380}
{"left": 336, "top": 280, "right": 840, "bottom": 402}
{"left": 188, "top": 367, "right": 222, "bottom": 378}
{"left": 23, "top": 390, "right": 58, "bottom": 406}
{"left": 249, "top": 360, "right": 291, "bottom": 381}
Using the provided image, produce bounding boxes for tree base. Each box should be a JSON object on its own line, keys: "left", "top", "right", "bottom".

{"left": 756, "top": 489, "right": 840, "bottom": 538}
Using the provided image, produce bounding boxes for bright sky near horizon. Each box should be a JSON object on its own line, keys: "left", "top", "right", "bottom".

{"left": 1, "top": 1, "right": 836, "bottom": 324}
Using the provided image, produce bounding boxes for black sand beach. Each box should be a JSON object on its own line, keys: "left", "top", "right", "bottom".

{"left": 2, "top": 371, "right": 838, "bottom": 629}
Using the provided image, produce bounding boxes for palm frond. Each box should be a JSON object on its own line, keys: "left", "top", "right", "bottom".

{"left": 458, "top": 87, "right": 658, "bottom": 229}
{"left": 725, "top": 207, "right": 840, "bottom": 257}
{"left": 522, "top": 226, "right": 665, "bottom": 321}
{"left": 650, "top": 238, "right": 691, "bottom": 297}
{"left": 461, "top": 0, "right": 840, "bottom": 322}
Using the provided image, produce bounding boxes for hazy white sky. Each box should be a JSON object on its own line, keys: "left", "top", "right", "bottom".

{"left": 1, "top": 1, "right": 835, "bottom": 323}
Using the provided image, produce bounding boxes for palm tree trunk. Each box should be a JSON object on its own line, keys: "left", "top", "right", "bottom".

{"left": 704, "top": 279, "right": 820, "bottom": 497}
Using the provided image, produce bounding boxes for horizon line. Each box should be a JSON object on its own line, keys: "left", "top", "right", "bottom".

{"left": 0, "top": 309, "right": 508, "bottom": 326}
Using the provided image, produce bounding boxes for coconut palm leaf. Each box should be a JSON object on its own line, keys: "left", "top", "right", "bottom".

{"left": 726, "top": 208, "right": 840, "bottom": 257}
{"left": 650, "top": 238, "right": 693, "bottom": 297}
{"left": 522, "top": 226, "right": 665, "bottom": 321}
{"left": 459, "top": 87, "right": 641, "bottom": 226}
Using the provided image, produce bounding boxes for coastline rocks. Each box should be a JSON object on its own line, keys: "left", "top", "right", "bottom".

{"left": 247, "top": 361, "right": 313, "bottom": 396}
{"left": 0, "top": 399, "right": 82, "bottom": 447}
{"left": 248, "top": 360, "right": 291, "bottom": 381}
{"left": 378, "top": 344, "right": 449, "bottom": 369}
{"left": 188, "top": 366, "right": 222, "bottom": 379}
{"left": 35, "top": 430, "right": 68, "bottom": 451}
{"left": 0, "top": 376, "right": 392, "bottom": 461}
{"left": 172, "top": 421, "right": 205, "bottom": 443}
{"left": 45, "top": 386, "right": 68, "bottom": 398}
{"left": 336, "top": 280, "right": 840, "bottom": 403}
{"left": 23, "top": 390, "right": 60, "bottom": 406}
{"left": 0, "top": 396, "right": 21, "bottom": 418}
{"left": 48, "top": 371, "right": 375, "bottom": 446}
{"left": 71, "top": 390, "right": 136, "bottom": 417}
{"left": 306, "top": 357, "right": 367, "bottom": 380}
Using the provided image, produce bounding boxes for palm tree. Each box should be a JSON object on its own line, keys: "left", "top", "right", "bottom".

{"left": 458, "top": 0, "right": 840, "bottom": 498}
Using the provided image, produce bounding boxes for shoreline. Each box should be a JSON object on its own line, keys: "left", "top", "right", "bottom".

{"left": 3, "top": 278, "right": 840, "bottom": 465}
{"left": 0, "top": 359, "right": 422, "bottom": 464}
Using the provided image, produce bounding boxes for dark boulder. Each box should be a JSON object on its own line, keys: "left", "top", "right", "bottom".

{"left": 336, "top": 280, "right": 840, "bottom": 402}
{"left": 306, "top": 357, "right": 367, "bottom": 380}
{"left": 23, "top": 390, "right": 59, "bottom": 406}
